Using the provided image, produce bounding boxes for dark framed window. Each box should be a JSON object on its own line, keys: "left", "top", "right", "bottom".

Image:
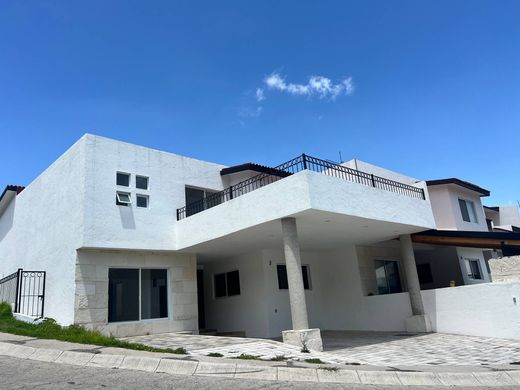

{"left": 141, "top": 269, "right": 168, "bottom": 319}
{"left": 136, "top": 175, "right": 149, "bottom": 190}
{"left": 108, "top": 269, "right": 139, "bottom": 322}
{"left": 277, "top": 265, "right": 311, "bottom": 290}
{"left": 465, "top": 259, "right": 482, "bottom": 280}
{"left": 136, "top": 194, "right": 149, "bottom": 208}
{"left": 214, "top": 273, "right": 227, "bottom": 298}
{"left": 117, "top": 172, "right": 130, "bottom": 187}
{"left": 108, "top": 268, "right": 168, "bottom": 323}
{"left": 458, "top": 199, "right": 478, "bottom": 223}
{"left": 185, "top": 186, "right": 222, "bottom": 217}
{"left": 214, "top": 270, "right": 240, "bottom": 298}
{"left": 226, "top": 270, "right": 241, "bottom": 296}
{"left": 375, "top": 260, "right": 402, "bottom": 295}
{"left": 417, "top": 263, "right": 434, "bottom": 284}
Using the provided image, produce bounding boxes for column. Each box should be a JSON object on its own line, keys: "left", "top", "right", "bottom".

{"left": 280, "top": 218, "right": 323, "bottom": 350}
{"left": 400, "top": 234, "right": 432, "bottom": 332}
{"left": 281, "top": 217, "right": 309, "bottom": 330}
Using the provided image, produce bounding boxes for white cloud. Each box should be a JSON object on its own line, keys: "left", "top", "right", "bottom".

{"left": 263, "top": 72, "right": 354, "bottom": 100}
{"left": 238, "top": 105, "right": 262, "bottom": 118}
{"left": 255, "top": 88, "right": 265, "bottom": 102}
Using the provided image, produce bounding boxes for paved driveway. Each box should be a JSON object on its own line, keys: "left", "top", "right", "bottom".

{"left": 123, "top": 331, "right": 520, "bottom": 367}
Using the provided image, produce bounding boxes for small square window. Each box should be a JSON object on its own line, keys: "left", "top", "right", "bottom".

{"left": 117, "top": 172, "right": 130, "bottom": 187}
{"left": 116, "top": 192, "right": 131, "bottom": 206}
{"left": 136, "top": 176, "right": 149, "bottom": 190}
{"left": 136, "top": 194, "right": 149, "bottom": 208}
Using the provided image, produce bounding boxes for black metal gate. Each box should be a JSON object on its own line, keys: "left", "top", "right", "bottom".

{"left": 0, "top": 269, "right": 46, "bottom": 318}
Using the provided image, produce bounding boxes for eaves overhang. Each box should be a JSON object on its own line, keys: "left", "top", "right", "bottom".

{"left": 0, "top": 185, "right": 25, "bottom": 217}
{"left": 220, "top": 163, "right": 291, "bottom": 178}
{"left": 426, "top": 178, "right": 490, "bottom": 197}
{"left": 412, "top": 229, "right": 520, "bottom": 249}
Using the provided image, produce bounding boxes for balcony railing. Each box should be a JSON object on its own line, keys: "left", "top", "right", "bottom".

{"left": 176, "top": 154, "right": 426, "bottom": 220}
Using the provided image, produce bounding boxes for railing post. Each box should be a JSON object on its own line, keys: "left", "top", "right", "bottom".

{"left": 14, "top": 268, "right": 22, "bottom": 313}
{"left": 371, "top": 174, "right": 376, "bottom": 188}
{"left": 421, "top": 188, "right": 426, "bottom": 200}
{"left": 229, "top": 187, "right": 234, "bottom": 200}
{"left": 176, "top": 208, "right": 180, "bottom": 221}
{"left": 40, "top": 271, "right": 46, "bottom": 318}
{"left": 302, "top": 154, "right": 307, "bottom": 170}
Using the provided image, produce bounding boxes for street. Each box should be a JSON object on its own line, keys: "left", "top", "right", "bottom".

{"left": 0, "top": 356, "right": 513, "bottom": 390}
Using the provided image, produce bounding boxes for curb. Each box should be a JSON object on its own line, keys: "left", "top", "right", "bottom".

{"left": 0, "top": 341, "right": 519, "bottom": 386}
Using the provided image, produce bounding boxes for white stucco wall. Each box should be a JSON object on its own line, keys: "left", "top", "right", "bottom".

{"left": 0, "top": 137, "right": 87, "bottom": 324}
{"left": 422, "top": 282, "right": 520, "bottom": 340}
{"left": 428, "top": 184, "right": 488, "bottom": 232}
{"left": 203, "top": 245, "right": 415, "bottom": 338}
{"left": 82, "top": 134, "right": 226, "bottom": 251}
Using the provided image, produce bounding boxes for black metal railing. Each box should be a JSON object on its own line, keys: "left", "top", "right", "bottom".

{"left": 0, "top": 268, "right": 46, "bottom": 318}
{"left": 176, "top": 154, "right": 426, "bottom": 220}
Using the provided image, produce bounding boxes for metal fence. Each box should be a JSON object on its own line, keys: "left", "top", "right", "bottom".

{"left": 177, "top": 154, "right": 426, "bottom": 220}
{"left": 0, "top": 268, "right": 46, "bottom": 318}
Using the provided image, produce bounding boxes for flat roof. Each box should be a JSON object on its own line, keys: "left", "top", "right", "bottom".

{"left": 426, "top": 178, "right": 490, "bottom": 197}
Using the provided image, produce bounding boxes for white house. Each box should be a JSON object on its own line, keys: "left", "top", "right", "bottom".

{"left": 1, "top": 134, "right": 518, "bottom": 346}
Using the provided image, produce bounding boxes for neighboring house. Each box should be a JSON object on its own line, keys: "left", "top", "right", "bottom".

{"left": 410, "top": 179, "right": 493, "bottom": 290}
{"left": 484, "top": 205, "right": 520, "bottom": 233}
{"left": 1, "top": 134, "right": 518, "bottom": 346}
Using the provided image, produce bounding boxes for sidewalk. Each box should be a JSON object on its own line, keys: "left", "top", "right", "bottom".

{"left": 1, "top": 332, "right": 519, "bottom": 387}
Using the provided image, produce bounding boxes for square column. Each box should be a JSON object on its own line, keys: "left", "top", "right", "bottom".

{"left": 400, "top": 234, "right": 432, "bottom": 333}
{"left": 280, "top": 217, "right": 323, "bottom": 351}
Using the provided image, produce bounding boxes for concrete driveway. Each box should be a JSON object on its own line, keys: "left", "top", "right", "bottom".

{"left": 123, "top": 330, "right": 520, "bottom": 366}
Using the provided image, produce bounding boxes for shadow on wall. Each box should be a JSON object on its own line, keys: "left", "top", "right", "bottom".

{"left": 0, "top": 198, "right": 15, "bottom": 241}
{"left": 119, "top": 206, "right": 136, "bottom": 229}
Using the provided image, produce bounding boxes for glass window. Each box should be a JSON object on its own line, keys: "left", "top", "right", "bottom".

{"left": 185, "top": 187, "right": 205, "bottom": 217}
{"left": 214, "top": 273, "right": 227, "bottom": 298}
{"left": 465, "top": 259, "right": 482, "bottom": 280}
{"left": 117, "top": 172, "right": 130, "bottom": 187}
{"left": 136, "top": 175, "right": 149, "bottom": 190}
{"left": 185, "top": 187, "right": 222, "bottom": 216}
{"left": 136, "top": 194, "right": 148, "bottom": 208}
{"left": 375, "top": 260, "right": 403, "bottom": 295}
{"left": 116, "top": 192, "right": 131, "bottom": 206}
{"left": 108, "top": 269, "right": 139, "bottom": 322}
{"left": 417, "top": 263, "right": 434, "bottom": 284}
{"left": 141, "top": 269, "right": 168, "bottom": 319}
{"left": 108, "top": 268, "right": 168, "bottom": 323}
{"left": 276, "top": 265, "right": 311, "bottom": 290}
{"left": 214, "top": 271, "right": 241, "bottom": 297}
{"left": 459, "top": 199, "right": 478, "bottom": 223}
{"left": 226, "top": 270, "right": 241, "bottom": 296}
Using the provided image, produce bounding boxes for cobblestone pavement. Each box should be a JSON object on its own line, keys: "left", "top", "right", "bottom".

{"left": 124, "top": 331, "right": 520, "bottom": 366}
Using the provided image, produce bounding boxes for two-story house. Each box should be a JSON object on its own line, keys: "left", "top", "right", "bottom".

{"left": 2, "top": 134, "right": 517, "bottom": 348}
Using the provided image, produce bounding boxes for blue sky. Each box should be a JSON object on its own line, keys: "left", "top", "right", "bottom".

{"left": 1, "top": 1, "right": 519, "bottom": 205}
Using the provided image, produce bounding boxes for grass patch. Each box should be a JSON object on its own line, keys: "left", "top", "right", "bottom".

{"left": 207, "top": 352, "right": 224, "bottom": 358}
{"left": 304, "top": 358, "right": 324, "bottom": 364}
{"left": 320, "top": 367, "right": 339, "bottom": 372}
{"left": 269, "top": 355, "right": 288, "bottom": 361}
{"left": 234, "top": 353, "right": 261, "bottom": 360}
{"left": 0, "top": 302, "right": 187, "bottom": 354}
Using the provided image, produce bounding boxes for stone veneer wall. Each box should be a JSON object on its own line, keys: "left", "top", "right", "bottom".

{"left": 489, "top": 256, "right": 520, "bottom": 282}
{"left": 74, "top": 249, "right": 198, "bottom": 337}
